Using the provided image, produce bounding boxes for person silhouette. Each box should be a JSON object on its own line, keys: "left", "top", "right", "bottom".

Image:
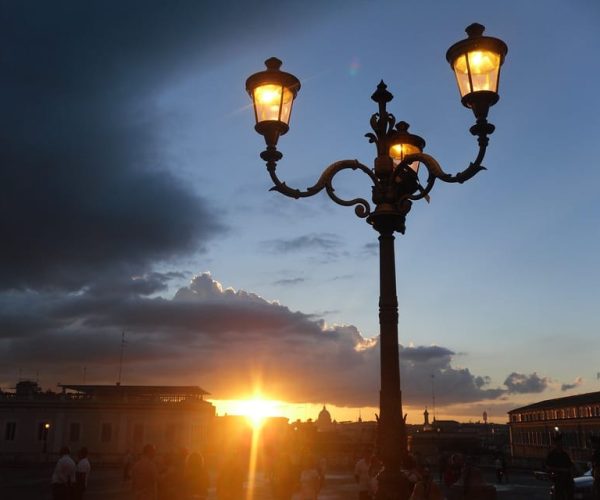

{"left": 74, "top": 447, "right": 91, "bottom": 500}
{"left": 546, "top": 433, "right": 574, "bottom": 500}
{"left": 51, "top": 446, "right": 76, "bottom": 500}
{"left": 184, "top": 452, "right": 209, "bottom": 500}
{"left": 132, "top": 444, "right": 159, "bottom": 500}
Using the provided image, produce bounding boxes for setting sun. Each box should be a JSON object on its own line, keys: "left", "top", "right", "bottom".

{"left": 217, "top": 397, "right": 283, "bottom": 428}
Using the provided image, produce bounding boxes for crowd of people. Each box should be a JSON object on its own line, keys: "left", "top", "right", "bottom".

{"left": 48, "top": 435, "right": 600, "bottom": 500}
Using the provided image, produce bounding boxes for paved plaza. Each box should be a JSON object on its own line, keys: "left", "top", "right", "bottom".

{"left": 0, "top": 464, "right": 554, "bottom": 500}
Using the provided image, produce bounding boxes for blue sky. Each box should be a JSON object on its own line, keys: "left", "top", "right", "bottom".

{"left": 1, "top": 0, "right": 599, "bottom": 423}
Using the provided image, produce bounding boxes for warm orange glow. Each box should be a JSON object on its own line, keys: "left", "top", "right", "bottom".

{"left": 453, "top": 49, "right": 501, "bottom": 96}
{"left": 44, "top": 423, "right": 50, "bottom": 429}
{"left": 389, "top": 143, "right": 421, "bottom": 171}
{"left": 253, "top": 84, "right": 294, "bottom": 124}
{"left": 218, "top": 396, "right": 283, "bottom": 429}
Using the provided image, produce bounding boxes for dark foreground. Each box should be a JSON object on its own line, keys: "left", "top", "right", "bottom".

{"left": 0, "top": 465, "right": 551, "bottom": 500}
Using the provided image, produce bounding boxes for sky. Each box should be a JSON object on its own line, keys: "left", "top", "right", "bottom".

{"left": 1, "top": 0, "right": 599, "bottom": 424}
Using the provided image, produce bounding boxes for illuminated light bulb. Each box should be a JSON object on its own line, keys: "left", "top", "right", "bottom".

{"left": 255, "top": 85, "right": 281, "bottom": 105}
{"left": 389, "top": 142, "right": 421, "bottom": 171}
{"left": 253, "top": 84, "right": 294, "bottom": 124}
{"left": 452, "top": 50, "right": 501, "bottom": 95}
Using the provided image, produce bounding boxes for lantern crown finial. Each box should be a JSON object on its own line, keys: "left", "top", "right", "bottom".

{"left": 465, "top": 23, "right": 485, "bottom": 38}
{"left": 395, "top": 121, "right": 410, "bottom": 133}
{"left": 264, "top": 57, "right": 283, "bottom": 71}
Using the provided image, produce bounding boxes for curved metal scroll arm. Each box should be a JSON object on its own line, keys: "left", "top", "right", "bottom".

{"left": 265, "top": 157, "right": 379, "bottom": 218}
{"left": 398, "top": 140, "right": 489, "bottom": 202}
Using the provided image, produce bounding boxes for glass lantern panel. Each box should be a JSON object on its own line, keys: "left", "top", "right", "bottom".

{"left": 453, "top": 50, "right": 501, "bottom": 96}
{"left": 253, "top": 84, "right": 294, "bottom": 124}
{"left": 452, "top": 55, "right": 471, "bottom": 97}
{"left": 389, "top": 143, "right": 421, "bottom": 172}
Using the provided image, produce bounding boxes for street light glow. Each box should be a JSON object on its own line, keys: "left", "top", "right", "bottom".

{"left": 453, "top": 50, "right": 501, "bottom": 95}
{"left": 253, "top": 84, "right": 293, "bottom": 124}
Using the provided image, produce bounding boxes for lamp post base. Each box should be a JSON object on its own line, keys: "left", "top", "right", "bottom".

{"left": 375, "top": 468, "right": 412, "bottom": 500}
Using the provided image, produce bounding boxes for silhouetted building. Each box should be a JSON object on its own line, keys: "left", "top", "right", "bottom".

{"left": 0, "top": 381, "right": 215, "bottom": 464}
{"left": 316, "top": 405, "right": 333, "bottom": 432}
{"left": 409, "top": 409, "right": 508, "bottom": 462}
{"left": 508, "top": 391, "right": 600, "bottom": 464}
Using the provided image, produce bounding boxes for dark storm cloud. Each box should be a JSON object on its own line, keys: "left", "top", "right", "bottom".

{"left": 400, "top": 345, "right": 454, "bottom": 363}
{"left": 0, "top": 272, "right": 512, "bottom": 407}
{"left": 400, "top": 345, "right": 505, "bottom": 405}
{"left": 504, "top": 372, "right": 550, "bottom": 394}
{"left": 0, "top": 2, "right": 236, "bottom": 290}
{"left": 0, "top": 1, "right": 338, "bottom": 291}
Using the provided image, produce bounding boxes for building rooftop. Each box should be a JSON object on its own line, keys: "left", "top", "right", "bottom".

{"left": 59, "top": 384, "right": 210, "bottom": 397}
{"left": 508, "top": 391, "right": 600, "bottom": 414}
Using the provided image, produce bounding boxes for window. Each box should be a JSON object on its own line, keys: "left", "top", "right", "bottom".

{"left": 69, "top": 423, "right": 80, "bottom": 442}
{"left": 101, "top": 423, "right": 112, "bottom": 443}
{"left": 5, "top": 422, "right": 16, "bottom": 441}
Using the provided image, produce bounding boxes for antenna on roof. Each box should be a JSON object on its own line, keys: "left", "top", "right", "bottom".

{"left": 117, "top": 331, "right": 127, "bottom": 386}
{"left": 431, "top": 374, "right": 436, "bottom": 422}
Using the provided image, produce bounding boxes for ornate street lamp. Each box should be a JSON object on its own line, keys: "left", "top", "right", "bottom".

{"left": 246, "top": 23, "right": 507, "bottom": 500}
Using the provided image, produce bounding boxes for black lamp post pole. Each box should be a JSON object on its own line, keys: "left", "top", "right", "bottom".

{"left": 375, "top": 219, "right": 409, "bottom": 498}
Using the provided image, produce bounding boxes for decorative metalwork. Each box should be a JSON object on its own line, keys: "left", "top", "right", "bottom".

{"left": 258, "top": 80, "right": 496, "bottom": 234}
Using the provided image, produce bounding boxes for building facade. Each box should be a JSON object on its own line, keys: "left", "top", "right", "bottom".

{"left": 0, "top": 381, "right": 215, "bottom": 464}
{"left": 508, "top": 391, "right": 600, "bottom": 464}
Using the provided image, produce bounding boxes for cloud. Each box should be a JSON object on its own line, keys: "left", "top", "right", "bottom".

{"left": 273, "top": 278, "right": 306, "bottom": 286}
{"left": 0, "top": 273, "right": 507, "bottom": 408}
{"left": 261, "top": 233, "right": 342, "bottom": 254}
{"left": 503, "top": 372, "right": 550, "bottom": 394}
{"left": 561, "top": 377, "right": 583, "bottom": 392}
{"left": 400, "top": 345, "right": 454, "bottom": 363}
{"left": 363, "top": 243, "right": 378, "bottom": 256}
{"left": 0, "top": 2, "right": 247, "bottom": 291}
{"left": 400, "top": 346, "right": 505, "bottom": 405}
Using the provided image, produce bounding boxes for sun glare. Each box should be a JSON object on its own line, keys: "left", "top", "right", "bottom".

{"left": 223, "top": 397, "right": 282, "bottom": 428}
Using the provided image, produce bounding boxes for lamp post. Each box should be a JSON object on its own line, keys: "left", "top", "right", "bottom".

{"left": 246, "top": 23, "right": 507, "bottom": 499}
{"left": 42, "top": 422, "right": 50, "bottom": 455}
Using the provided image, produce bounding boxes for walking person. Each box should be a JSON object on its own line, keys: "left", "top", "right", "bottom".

{"left": 367, "top": 454, "right": 382, "bottom": 498}
{"left": 546, "top": 433, "right": 575, "bottom": 500}
{"left": 74, "top": 447, "right": 91, "bottom": 500}
{"left": 494, "top": 456, "right": 503, "bottom": 484}
{"left": 184, "top": 452, "right": 209, "bottom": 500}
{"left": 354, "top": 450, "right": 371, "bottom": 500}
{"left": 409, "top": 466, "right": 443, "bottom": 500}
{"left": 299, "top": 454, "right": 321, "bottom": 500}
{"left": 132, "top": 444, "right": 159, "bottom": 500}
{"left": 51, "top": 446, "right": 76, "bottom": 500}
